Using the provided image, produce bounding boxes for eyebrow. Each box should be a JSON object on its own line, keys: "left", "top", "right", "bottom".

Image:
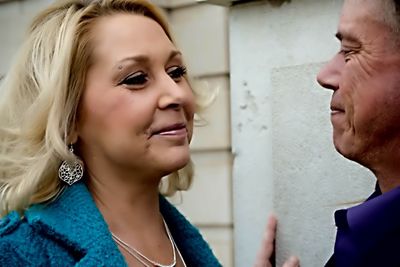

{"left": 335, "top": 32, "right": 343, "bottom": 41}
{"left": 113, "top": 50, "right": 182, "bottom": 70}
{"left": 335, "top": 31, "right": 361, "bottom": 44}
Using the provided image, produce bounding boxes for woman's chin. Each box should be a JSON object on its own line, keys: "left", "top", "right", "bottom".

{"left": 162, "top": 155, "right": 191, "bottom": 174}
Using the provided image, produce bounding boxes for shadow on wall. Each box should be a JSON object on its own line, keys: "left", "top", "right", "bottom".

{"left": 232, "top": 0, "right": 291, "bottom": 7}
{"left": 268, "top": 0, "right": 291, "bottom": 7}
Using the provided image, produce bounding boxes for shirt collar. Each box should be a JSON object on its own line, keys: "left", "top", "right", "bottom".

{"left": 335, "top": 182, "right": 400, "bottom": 231}
{"left": 334, "top": 182, "right": 382, "bottom": 229}
{"left": 333, "top": 182, "right": 400, "bottom": 266}
{"left": 366, "top": 182, "right": 382, "bottom": 200}
{"left": 346, "top": 183, "right": 400, "bottom": 234}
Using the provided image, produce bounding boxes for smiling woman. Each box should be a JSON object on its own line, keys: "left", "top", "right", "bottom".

{"left": 0, "top": 0, "right": 221, "bottom": 266}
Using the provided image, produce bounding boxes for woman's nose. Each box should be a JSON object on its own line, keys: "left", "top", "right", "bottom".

{"left": 157, "top": 74, "right": 193, "bottom": 111}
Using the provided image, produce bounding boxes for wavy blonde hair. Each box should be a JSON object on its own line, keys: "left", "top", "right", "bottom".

{"left": 0, "top": 0, "right": 209, "bottom": 217}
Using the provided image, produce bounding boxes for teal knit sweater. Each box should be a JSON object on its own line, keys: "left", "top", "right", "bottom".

{"left": 0, "top": 182, "right": 222, "bottom": 266}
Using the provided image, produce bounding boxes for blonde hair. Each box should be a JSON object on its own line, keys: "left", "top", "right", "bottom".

{"left": 0, "top": 0, "right": 206, "bottom": 217}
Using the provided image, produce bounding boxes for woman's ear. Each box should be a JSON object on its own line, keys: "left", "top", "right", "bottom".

{"left": 68, "top": 133, "right": 78, "bottom": 145}
{"left": 67, "top": 124, "right": 79, "bottom": 144}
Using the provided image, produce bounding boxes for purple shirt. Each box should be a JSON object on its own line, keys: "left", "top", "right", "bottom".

{"left": 325, "top": 184, "right": 400, "bottom": 267}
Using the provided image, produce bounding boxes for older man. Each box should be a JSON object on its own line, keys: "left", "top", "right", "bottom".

{"left": 256, "top": 0, "right": 400, "bottom": 266}
{"left": 317, "top": 0, "right": 400, "bottom": 266}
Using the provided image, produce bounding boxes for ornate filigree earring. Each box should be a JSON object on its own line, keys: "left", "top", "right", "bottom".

{"left": 58, "top": 144, "right": 84, "bottom": 185}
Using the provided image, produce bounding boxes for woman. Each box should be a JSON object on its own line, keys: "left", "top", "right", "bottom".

{"left": 0, "top": 0, "right": 221, "bottom": 266}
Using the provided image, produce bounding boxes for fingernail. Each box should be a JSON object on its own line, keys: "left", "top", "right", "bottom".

{"left": 290, "top": 256, "right": 300, "bottom": 265}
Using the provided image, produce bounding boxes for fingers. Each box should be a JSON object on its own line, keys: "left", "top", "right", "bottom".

{"left": 254, "top": 215, "right": 300, "bottom": 267}
{"left": 282, "top": 256, "right": 300, "bottom": 267}
{"left": 264, "top": 215, "right": 277, "bottom": 259}
{"left": 254, "top": 215, "right": 277, "bottom": 267}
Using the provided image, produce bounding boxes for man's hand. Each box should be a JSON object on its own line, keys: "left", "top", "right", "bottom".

{"left": 254, "top": 215, "right": 300, "bottom": 267}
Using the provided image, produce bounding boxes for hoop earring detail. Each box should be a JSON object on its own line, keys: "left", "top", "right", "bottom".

{"left": 58, "top": 144, "right": 84, "bottom": 185}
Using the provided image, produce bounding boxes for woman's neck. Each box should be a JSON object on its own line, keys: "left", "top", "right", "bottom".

{"left": 86, "top": 172, "right": 162, "bottom": 231}
{"left": 86, "top": 173, "right": 179, "bottom": 266}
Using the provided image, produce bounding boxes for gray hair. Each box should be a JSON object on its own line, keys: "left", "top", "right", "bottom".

{"left": 382, "top": 0, "right": 400, "bottom": 33}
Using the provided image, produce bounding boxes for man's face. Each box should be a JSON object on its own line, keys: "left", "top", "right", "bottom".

{"left": 317, "top": 0, "right": 400, "bottom": 166}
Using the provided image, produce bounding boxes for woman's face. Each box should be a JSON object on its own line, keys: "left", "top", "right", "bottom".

{"left": 76, "top": 14, "right": 195, "bottom": 180}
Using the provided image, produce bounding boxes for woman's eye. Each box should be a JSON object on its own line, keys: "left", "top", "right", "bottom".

{"left": 119, "top": 72, "right": 148, "bottom": 87}
{"left": 167, "top": 66, "right": 187, "bottom": 81}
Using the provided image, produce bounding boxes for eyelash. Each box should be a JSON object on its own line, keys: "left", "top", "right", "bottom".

{"left": 340, "top": 49, "right": 354, "bottom": 62}
{"left": 168, "top": 66, "right": 187, "bottom": 80}
{"left": 118, "top": 66, "right": 187, "bottom": 87}
{"left": 119, "top": 72, "right": 149, "bottom": 87}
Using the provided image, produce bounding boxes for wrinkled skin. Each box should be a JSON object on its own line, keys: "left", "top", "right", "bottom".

{"left": 317, "top": 0, "right": 400, "bottom": 192}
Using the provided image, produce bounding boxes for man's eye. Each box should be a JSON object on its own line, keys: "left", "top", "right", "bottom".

{"left": 340, "top": 49, "right": 353, "bottom": 62}
{"left": 340, "top": 49, "right": 350, "bottom": 55}
{"left": 119, "top": 72, "right": 148, "bottom": 86}
{"left": 167, "top": 66, "right": 187, "bottom": 81}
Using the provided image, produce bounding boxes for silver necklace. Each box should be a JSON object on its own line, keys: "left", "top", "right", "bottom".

{"left": 112, "top": 218, "right": 176, "bottom": 267}
{"left": 169, "top": 231, "right": 187, "bottom": 267}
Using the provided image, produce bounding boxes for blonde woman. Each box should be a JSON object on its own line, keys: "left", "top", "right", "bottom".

{"left": 0, "top": 0, "right": 221, "bottom": 266}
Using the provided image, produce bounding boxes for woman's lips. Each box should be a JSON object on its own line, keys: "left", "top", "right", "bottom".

{"left": 151, "top": 123, "right": 187, "bottom": 137}
{"left": 158, "top": 127, "right": 187, "bottom": 136}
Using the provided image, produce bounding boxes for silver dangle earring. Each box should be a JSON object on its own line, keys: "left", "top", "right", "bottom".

{"left": 58, "top": 144, "right": 84, "bottom": 185}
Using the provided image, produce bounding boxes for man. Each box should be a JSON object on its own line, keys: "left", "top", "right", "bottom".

{"left": 255, "top": 0, "right": 400, "bottom": 266}
{"left": 318, "top": 0, "right": 400, "bottom": 266}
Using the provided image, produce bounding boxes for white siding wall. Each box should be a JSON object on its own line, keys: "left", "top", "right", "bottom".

{"left": 0, "top": 0, "right": 53, "bottom": 75}
{"left": 164, "top": 2, "right": 233, "bottom": 266}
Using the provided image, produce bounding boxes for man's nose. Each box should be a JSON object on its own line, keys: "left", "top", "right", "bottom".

{"left": 316, "top": 53, "right": 344, "bottom": 91}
